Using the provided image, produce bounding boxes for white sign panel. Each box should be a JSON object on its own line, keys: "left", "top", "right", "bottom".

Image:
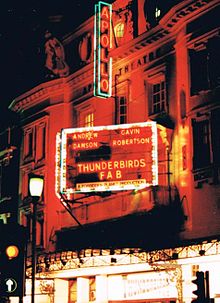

{"left": 108, "top": 272, "right": 178, "bottom": 300}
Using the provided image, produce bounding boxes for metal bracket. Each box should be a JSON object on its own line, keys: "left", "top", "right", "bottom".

{"left": 59, "top": 193, "right": 83, "bottom": 226}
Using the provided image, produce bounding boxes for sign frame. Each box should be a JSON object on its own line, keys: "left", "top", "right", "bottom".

{"left": 94, "top": 1, "right": 112, "bottom": 98}
{"left": 58, "top": 122, "right": 158, "bottom": 194}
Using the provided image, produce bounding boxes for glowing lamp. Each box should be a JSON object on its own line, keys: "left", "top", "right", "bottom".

{"left": 6, "top": 245, "right": 19, "bottom": 259}
{"left": 29, "top": 174, "right": 44, "bottom": 303}
{"left": 29, "top": 175, "right": 44, "bottom": 198}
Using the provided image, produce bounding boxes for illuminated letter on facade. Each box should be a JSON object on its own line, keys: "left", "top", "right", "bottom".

{"left": 94, "top": 1, "right": 112, "bottom": 98}
{"left": 57, "top": 122, "right": 160, "bottom": 194}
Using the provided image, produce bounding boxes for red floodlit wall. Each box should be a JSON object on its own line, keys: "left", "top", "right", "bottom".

{"left": 9, "top": 0, "right": 220, "bottom": 252}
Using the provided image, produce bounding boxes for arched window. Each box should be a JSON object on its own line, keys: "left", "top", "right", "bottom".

{"left": 114, "top": 22, "right": 125, "bottom": 38}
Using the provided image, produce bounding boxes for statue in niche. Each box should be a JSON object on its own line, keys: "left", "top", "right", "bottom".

{"left": 44, "top": 31, "right": 69, "bottom": 78}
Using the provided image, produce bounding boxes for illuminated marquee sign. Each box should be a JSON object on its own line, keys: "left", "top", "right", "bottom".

{"left": 94, "top": 1, "right": 112, "bottom": 98}
{"left": 58, "top": 122, "right": 158, "bottom": 194}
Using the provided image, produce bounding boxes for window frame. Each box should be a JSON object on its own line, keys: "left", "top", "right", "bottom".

{"left": 23, "top": 127, "right": 35, "bottom": 162}
{"left": 22, "top": 117, "right": 48, "bottom": 165}
{"left": 84, "top": 111, "right": 94, "bottom": 127}
{"left": 189, "top": 34, "right": 220, "bottom": 96}
{"left": 145, "top": 66, "right": 167, "bottom": 116}
{"left": 151, "top": 80, "right": 166, "bottom": 114}
{"left": 36, "top": 121, "right": 47, "bottom": 164}
{"left": 77, "top": 104, "right": 95, "bottom": 128}
{"left": 115, "top": 80, "right": 129, "bottom": 125}
{"left": 192, "top": 117, "right": 212, "bottom": 171}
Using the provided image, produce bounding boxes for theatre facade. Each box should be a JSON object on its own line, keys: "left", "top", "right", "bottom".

{"left": 6, "top": 0, "right": 220, "bottom": 302}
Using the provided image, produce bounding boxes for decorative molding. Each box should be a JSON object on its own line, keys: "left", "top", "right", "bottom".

{"left": 25, "top": 238, "right": 220, "bottom": 277}
{"left": 9, "top": 79, "right": 67, "bottom": 113}
{"left": 111, "top": 0, "right": 216, "bottom": 61}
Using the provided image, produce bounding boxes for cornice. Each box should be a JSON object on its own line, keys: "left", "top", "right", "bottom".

{"left": 160, "top": 0, "right": 219, "bottom": 31}
{"left": 9, "top": 78, "right": 68, "bottom": 114}
{"left": 9, "top": 61, "right": 94, "bottom": 115}
{"left": 110, "top": 25, "right": 170, "bottom": 61}
{"left": 9, "top": 0, "right": 218, "bottom": 114}
{"left": 110, "top": 0, "right": 218, "bottom": 61}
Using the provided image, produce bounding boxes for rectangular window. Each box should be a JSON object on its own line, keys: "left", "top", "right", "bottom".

{"left": 23, "top": 118, "right": 47, "bottom": 165}
{"left": 24, "top": 128, "right": 34, "bottom": 160}
{"left": 192, "top": 119, "right": 211, "bottom": 170}
{"left": 36, "top": 122, "right": 46, "bottom": 163}
{"left": 146, "top": 68, "right": 167, "bottom": 116}
{"left": 116, "top": 81, "right": 129, "bottom": 124}
{"left": 189, "top": 49, "right": 209, "bottom": 95}
{"left": 189, "top": 35, "right": 220, "bottom": 95}
{"left": 152, "top": 80, "right": 166, "bottom": 114}
{"left": 77, "top": 105, "right": 95, "bottom": 128}
{"left": 117, "top": 95, "right": 128, "bottom": 124}
{"left": 192, "top": 110, "right": 220, "bottom": 184}
{"left": 207, "top": 36, "right": 220, "bottom": 88}
{"left": 21, "top": 170, "right": 30, "bottom": 199}
{"left": 84, "top": 112, "right": 94, "bottom": 127}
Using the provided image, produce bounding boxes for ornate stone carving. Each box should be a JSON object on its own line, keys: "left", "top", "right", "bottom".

{"left": 44, "top": 31, "right": 69, "bottom": 78}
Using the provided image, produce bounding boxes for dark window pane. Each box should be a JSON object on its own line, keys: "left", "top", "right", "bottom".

{"left": 192, "top": 119, "right": 211, "bottom": 169}
{"left": 189, "top": 49, "right": 209, "bottom": 95}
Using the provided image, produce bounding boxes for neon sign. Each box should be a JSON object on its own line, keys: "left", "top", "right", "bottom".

{"left": 58, "top": 122, "right": 158, "bottom": 194}
{"left": 94, "top": 1, "right": 112, "bottom": 98}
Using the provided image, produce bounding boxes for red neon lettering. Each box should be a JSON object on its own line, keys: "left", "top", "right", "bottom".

{"left": 100, "top": 34, "right": 109, "bottom": 48}
{"left": 101, "top": 63, "right": 108, "bottom": 77}
{"left": 101, "top": 48, "right": 109, "bottom": 63}
{"left": 101, "top": 6, "right": 109, "bottom": 19}
{"left": 100, "top": 78, "right": 109, "bottom": 92}
{"left": 101, "top": 20, "right": 109, "bottom": 33}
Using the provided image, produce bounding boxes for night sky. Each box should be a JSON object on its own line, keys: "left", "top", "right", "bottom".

{"left": 0, "top": 0, "right": 96, "bottom": 126}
